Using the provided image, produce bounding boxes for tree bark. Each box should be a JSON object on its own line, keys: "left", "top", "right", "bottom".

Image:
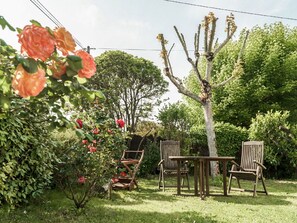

{"left": 202, "top": 100, "right": 218, "bottom": 177}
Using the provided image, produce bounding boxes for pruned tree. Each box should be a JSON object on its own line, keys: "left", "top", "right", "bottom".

{"left": 157, "top": 12, "right": 249, "bottom": 176}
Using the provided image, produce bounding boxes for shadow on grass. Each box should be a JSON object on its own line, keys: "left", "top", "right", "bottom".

{"left": 2, "top": 199, "right": 219, "bottom": 223}
{"left": 212, "top": 193, "right": 293, "bottom": 205}
{"left": 109, "top": 187, "right": 179, "bottom": 206}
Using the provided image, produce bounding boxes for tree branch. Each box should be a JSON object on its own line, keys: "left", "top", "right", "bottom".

{"left": 213, "top": 13, "right": 237, "bottom": 57}
{"left": 157, "top": 33, "right": 203, "bottom": 104}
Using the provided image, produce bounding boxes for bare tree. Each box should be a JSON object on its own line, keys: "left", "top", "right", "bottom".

{"left": 157, "top": 12, "right": 249, "bottom": 176}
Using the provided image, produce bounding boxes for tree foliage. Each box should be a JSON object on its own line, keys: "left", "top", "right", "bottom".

{"left": 249, "top": 110, "right": 297, "bottom": 178}
{"left": 211, "top": 23, "right": 297, "bottom": 127}
{"left": 88, "top": 50, "right": 168, "bottom": 132}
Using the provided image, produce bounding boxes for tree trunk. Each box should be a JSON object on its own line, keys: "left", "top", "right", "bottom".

{"left": 202, "top": 100, "right": 218, "bottom": 177}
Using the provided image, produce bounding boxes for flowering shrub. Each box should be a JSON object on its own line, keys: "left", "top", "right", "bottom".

{"left": 54, "top": 108, "right": 127, "bottom": 209}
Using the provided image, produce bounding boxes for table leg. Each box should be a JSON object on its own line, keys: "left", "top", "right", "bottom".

{"left": 205, "top": 160, "right": 209, "bottom": 196}
{"left": 194, "top": 160, "right": 198, "bottom": 196}
{"left": 199, "top": 159, "right": 204, "bottom": 200}
{"left": 177, "top": 160, "right": 181, "bottom": 195}
{"left": 222, "top": 161, "right": 227, "bottom": 196}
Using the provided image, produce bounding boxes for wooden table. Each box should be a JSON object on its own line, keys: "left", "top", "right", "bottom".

{"left": 200, "top": 156, "right": 235, "bottom": 196}
{"left": 169, "top": 156, "right": 203, "bottom": 198}
{"left": 169, "top": 156, "right": 235, "bottom": 199}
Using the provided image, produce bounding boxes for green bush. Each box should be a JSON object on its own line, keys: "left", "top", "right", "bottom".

{"left": 0, "top": 113, "right": 55, "bottom": 207}
{"left": 249, "top": 110, "right": 297, "bottom": 178}
{"left": 190, "top": 122, "right": 248, "bottom": 157}
{"left": 139, "top": 141, "right": 160, "bottom": 177}
{"left": 190, "top": 122, "right": 248, "bottom": 172}
{"left": 215, "top": 122, "right": 248, "bottom": 158}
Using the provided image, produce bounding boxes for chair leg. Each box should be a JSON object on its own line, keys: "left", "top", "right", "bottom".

{"left": 162, "top": 172, "right": 165, "bottom": 192}
{"left": 228, "top": 174, "right": 233, "bottom": 193}
{"left": 261, "top": 177, "right": 268, "bottom": 195}
{"left": 253, "top": 177, "right": 259, "bottom": 197}
{"left": 237, "top": 178, "right": 241, "bottom": 189}
{"left": 158, "top": 172, "right": 161, "bottom": 189}
{"left": 186, "top": 173, "right": 190, "bottom": 190}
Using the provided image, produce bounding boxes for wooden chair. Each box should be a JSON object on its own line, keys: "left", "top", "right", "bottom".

{"left": 112, "top": 150, "right": 144, "bottom": 190}
{"left": 158, "top": 140, "right": 190, "bottom": 191}
{"left": 228, "top": 141, "right": 268, "bottom": 197}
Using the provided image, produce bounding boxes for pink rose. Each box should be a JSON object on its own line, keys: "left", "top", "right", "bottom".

{"left": 89, "top": 146, "right": 97, "bottom": 153}
{"left": 77, "top": 176, "right": 86, "bottom": 184}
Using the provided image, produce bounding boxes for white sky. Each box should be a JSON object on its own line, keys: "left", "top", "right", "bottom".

{"left": 1, "top": 0, "right": 297, "bottom": 115}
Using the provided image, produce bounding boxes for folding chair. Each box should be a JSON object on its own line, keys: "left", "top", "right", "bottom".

{"left": 112, "top": 150, "right": 144, "bottom": 190}
{"left": 228, "top": 141, "right": 268, "bottom": 196}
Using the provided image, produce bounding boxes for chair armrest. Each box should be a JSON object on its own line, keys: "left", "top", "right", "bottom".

{"left": 158, "top": 159, "right": 164, "bottom": 166}
{"left": 231, "top": 160, "right": 246, "bottom": 171}
{"left": 253, "top": 160, "right": 267, "bottom": 170}
{"left": 231, "top": 160, "right": 239, "bottom": 166}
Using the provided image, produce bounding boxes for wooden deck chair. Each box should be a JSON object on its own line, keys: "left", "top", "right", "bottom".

{"left": 158, "top": 140, "right": 190, "bottom": 191}
{"left": 112, "top": 150, "right": 144, "bottom": 190}
{"left": 228, "top": 141, "right": 268, "bottom": 197}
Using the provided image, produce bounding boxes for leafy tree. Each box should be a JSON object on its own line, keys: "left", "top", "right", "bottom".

{"left": 89, "top": 51, "right": 168, "bottom": 132}
{"left": 210, "top": 23, "right": 297, "bottom": 127}
{"left": 157, "top": 13, "right": 248, "bottom": 176}
{"left": 158, "top": 102, "right": 193, "bottom": 150}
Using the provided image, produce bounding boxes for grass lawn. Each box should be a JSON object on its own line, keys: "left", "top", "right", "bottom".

{"left": 1, "top": 176, "right": 296, "bottom": 223}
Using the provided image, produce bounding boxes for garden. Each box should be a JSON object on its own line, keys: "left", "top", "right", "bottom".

{"left": 1, "top": 11, "right": 297, "bottom": 223}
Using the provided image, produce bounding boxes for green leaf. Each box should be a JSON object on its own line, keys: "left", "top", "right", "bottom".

{"left": 75, "top": 129, "right": 85, "bottom": 139}
{"left": 94, "top": 90, "right": 106, "bottom": 101}
{"left": 20, "top": 58, "right": 38, "bottom": 73}
{"left": 67, "top": 55, "right": 83, "bottom": 72}
{"left": 0, "top": 16, "right": 15, "bottom": 31}
{"left": 0, "top": 96, "right": 10, "bottom": 110}
{"left": 76, "top": 76, "right": 87, "bottom": 84}
{"left": 30, "top": 20, "right": 42, "bottom": 27}
{"left": 0, "top": 76, "right": 11, "bottom": 94}
{"left": 85, "top": 133, "right": 94, "bottom": 142}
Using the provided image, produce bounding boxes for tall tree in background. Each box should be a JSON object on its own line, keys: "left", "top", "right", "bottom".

{"left": 88, "top": 51, "right": 168, "bottom": 132}
{"left": 209, "top": 22, "right": 297, "bottom": 127}
{"left": 157, "top": 13, "right": 248, "bottom": 176}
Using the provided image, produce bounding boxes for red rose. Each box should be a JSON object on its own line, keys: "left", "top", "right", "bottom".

{"left": 76, "top": 119, "right": 83, "bottom": 129}
{"left": 120, "top": 171, "right": 127, "bottom": 177}
{"left": 116, "top": 119, "right": 125, "bottom": 128}
{"left": 77, "top": 176, "right": 86, "bottom": 184}
{"left": 92, "top": 128, "right": 99, "bottom": 134}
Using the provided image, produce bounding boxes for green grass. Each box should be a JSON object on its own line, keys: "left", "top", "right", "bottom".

{"left": 1, "top": 176, "right": 297, "bottom": 223}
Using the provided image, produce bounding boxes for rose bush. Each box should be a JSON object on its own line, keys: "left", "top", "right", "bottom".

{"left": 54, "top": 107, "right": 127, "bottom": 209}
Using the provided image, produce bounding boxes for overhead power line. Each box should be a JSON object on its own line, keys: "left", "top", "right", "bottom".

{"left": 163, "top": 0, "right": 297, "bottom": 21}
{"left": 29, "top": 0, "right": 85, "bottom": 49}
{"left": 93, "top": 47, "right": 202, "bottom": 52}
